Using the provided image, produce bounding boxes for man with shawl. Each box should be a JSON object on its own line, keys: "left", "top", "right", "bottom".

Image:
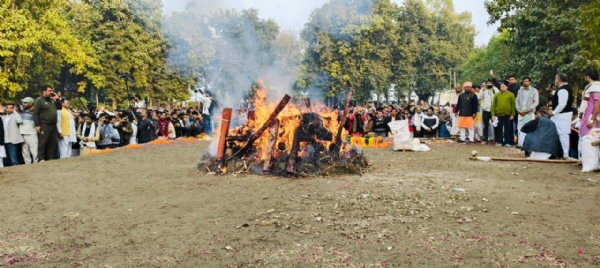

{"left": 515, "top": 77, "right": 540, "bottom": 148}
{"left": 579, "top": 69, "right": 600, "bottom": 138}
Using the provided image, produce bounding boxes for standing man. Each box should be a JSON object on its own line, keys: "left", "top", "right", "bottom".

{"left": 492, "top": 82, "right": 517, "bottom": 147}
{"left": 19, "top": 97, "right": 37, "bottom": 164}
{"left": 33, "top": 85, "right": 60, "bottom": 162}
{"left": 450, "top": 84, "right": 462, "bottom": 136}
{"left": 197, "top": 90, "right": 213, "bottom": 136}
{"left": 455, "top": 82, "right": 479, "bottom": 144}
{"left": 372, "top": 110, "right": 391, "bottom": 138}
{"left": 516, "top": 77, "right": 539, "bottom": 148}
{"left": 421, "top": 107, "right": 440, "bottom": 138}
{"left": 412, "top": 107, "right": 425, "bottom": 138}
{"left": 507, "top": 75, "right": 521, "bottom": 141}
{"left": 2, "top": 104, "right": 24, "bottom": 166}
{"left": 548, "top": 73, "right": 574, "bottom": 159}
{"left": 479, "top": 80, "right": 497, "bottom": 143}
{"left": 57, "top": 98, "right": 77, "bottom": 158}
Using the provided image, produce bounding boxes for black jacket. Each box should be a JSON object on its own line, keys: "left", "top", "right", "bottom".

{"left": 133, "top": 112, "right": 153, "bottom": 144}
{"left": 457, "top": 92, "right": 479, "bottom": 116}
{"left": 373, "top": 117, "right": 391, "bottom": 134}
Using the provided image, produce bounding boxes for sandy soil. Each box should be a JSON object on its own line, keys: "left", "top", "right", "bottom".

{"left": 1, "top": 140, "right": 600, "bottom": 267}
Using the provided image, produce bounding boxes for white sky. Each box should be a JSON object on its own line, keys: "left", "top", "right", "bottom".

{"left": 163, "top": 0, "right": 499, "bottom": 46}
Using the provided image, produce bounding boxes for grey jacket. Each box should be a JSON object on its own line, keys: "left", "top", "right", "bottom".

{"left": 3, "top": 112, "right": 24, "bottom": 144}
{"left": 516, "top": 87, "right": 539, "bottom": 114}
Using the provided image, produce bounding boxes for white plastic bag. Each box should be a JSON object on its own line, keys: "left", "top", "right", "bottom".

{"left": 581, "top": 129, "right": 600, "bottom": 172}
{"left": 389, "top": 121, "right": 430, "bottom": 151}
{"left": 389, "top": 120, "right": 413, "bottom": 151}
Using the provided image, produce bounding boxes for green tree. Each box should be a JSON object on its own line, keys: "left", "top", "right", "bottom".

{"left": 460, "top": 31, "right": 510, "bottom": 85}
{"left": 485, "top": 0, "right": 593, "bottom": 89}
{"left": 68, "top": 0, "right": 189, "bottom": 108}
{"left": 0, "top": 0, "right": 103, "bottom": 100}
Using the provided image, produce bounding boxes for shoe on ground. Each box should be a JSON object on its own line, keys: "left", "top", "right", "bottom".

{"left": 495, "top": 143, "right": 503, "bottom": 147}
{"left": 467, "top": 141, "right": 474, "bottom": 145}
{"left": 457, "top": 140, "right": 466, "bottom": 144}
{"left": 505, "top": 144, "right": 514, "bottom": 148}
{"left": 481, "top": 142, "right": 487, "bottom": 145}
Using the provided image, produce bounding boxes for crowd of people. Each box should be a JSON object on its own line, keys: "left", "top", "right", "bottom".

{"left": 0, "top": 86, "right": 216, "bottom": 167}
{"left": 3, "top": 69, "right": 596, "bottom": 166}
{"left": 342, "top": 69, "right": 600, "bottom": 161}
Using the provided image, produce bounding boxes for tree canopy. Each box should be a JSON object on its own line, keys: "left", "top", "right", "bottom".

{"left": 299, "top": 0, "right": 475, "bottom": 103}
{"left": 483, "top": 0, "right": 600, "bottom": 90}
{"left": 1, "top": 0, "right": 480, "bottom": 106}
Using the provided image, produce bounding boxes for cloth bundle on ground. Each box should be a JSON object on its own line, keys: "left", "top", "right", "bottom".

{"left": 520, "top": 116, "right": 559, "bottom": 158}
{"left": 389, "top": 120, "right": 430, "bottom": 152}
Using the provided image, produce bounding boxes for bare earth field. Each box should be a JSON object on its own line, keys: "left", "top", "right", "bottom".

{"left": 1, "top": 141, "right": 600, "bottom": 267}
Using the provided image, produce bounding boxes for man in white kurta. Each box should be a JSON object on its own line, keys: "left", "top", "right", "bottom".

{"left": 57, "top": 99, "right": 77, "bottom": 158}
{"left": 548, "top": 74, "right": 574, "bottom": 159}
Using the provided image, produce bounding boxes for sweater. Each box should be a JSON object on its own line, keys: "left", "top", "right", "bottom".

{"left": 33, "top": 97, "right": 60, "bottom": 126}
{"left": 492, "top": 91, "right": 516, "bottom": 117}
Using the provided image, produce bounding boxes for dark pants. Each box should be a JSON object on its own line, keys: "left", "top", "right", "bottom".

{"left": 495, "top": 116, "right": 514, "bottom": 145}
{"left": 175, "top": 127, "right": 186, "bottom": 138}
{"left": 202, "top": 114, "right": 212, "bottom": 135}
{"left": 482, "top": 111, "right": 491, "bottom": 141}
{"left": 413, "top": 129, "right": 423, "bottom": 138}
{"left": 513, "top": 120, "right": 518, "bottom": 143}
{"left": 38, "top": 124, "right": 58, "bottom": 162}
{"left": 5, "top": 143, "right": 20, "bottom": 166}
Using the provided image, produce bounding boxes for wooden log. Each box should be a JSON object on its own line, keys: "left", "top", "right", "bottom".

{"left": 263, "top": 119, "right": 280, "bottom": 173}
{"left": 228, "top": 94, "right": 291, "bottom": 160}
{"left": 331, "top": 91, "right": 352, "bottom": 154}
{"left": 286, "top": 126, "right": 303, "bottom": 174}
{"left": 470, "top": 156, "right": 579, "bottom": 163}
{"left": 305, "top": 98, "right": 311, "bottom": 112}
{"left": 217, "top": 108, "right": 233, "bottom": 163}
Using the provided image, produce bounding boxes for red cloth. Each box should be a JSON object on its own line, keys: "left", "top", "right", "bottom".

{"left": 158, "top": 118, "right": 170, "bottom": 137}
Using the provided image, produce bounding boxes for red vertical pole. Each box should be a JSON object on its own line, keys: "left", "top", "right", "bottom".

{"left": 217, "top": 108, "right": 233, "bottom": 162}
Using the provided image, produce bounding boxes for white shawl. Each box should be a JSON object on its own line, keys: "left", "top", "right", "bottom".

{"left": 80, "top": 123, "right": 97, "bottom": 148}
{"left": 580, "top": 81, "right": 600, "bottom": 116}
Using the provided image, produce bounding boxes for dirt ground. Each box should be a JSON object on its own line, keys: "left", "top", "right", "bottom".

{"left": 1, "top": 140, "right": 600, "bottom": 267}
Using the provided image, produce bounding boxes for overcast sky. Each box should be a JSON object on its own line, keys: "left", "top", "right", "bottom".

{"left": 163, "top": 0, "right": 499, "bottom": 46}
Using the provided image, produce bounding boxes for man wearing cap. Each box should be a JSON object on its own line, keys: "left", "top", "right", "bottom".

{"left": 19, "top": 97, "right": 38, "bottom": 164}
{"left": 32, "top": 85, "right": 61, "bottom": 162}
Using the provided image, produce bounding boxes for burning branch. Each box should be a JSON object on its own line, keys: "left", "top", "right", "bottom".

{"left": 304, "top": 98, "right": 311, "bottom": 112}
{"left": 331, "top": 91, "right": 353, "bottom": 154}
{"left": 263, "top": 118, "right": 280, "bottom": 173}
{"left": 228, "top": 94, "right": 291, "bottom": 160}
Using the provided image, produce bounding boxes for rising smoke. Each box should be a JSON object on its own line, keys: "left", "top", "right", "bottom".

{"left": 162, "top": 0, "right": 376, "bottom": 156}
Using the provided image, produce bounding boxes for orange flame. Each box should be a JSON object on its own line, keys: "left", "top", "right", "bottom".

{"left": 219, "top": 79, "right": 346, "bottom": 161}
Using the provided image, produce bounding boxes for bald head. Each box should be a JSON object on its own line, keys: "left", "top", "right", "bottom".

{"left": 463, "top": 81, "right": 473, "bottom": 92}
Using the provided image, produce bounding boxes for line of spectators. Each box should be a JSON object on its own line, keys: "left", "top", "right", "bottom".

{"left": 0, "top": 85, "right": 211, "bottom": 167}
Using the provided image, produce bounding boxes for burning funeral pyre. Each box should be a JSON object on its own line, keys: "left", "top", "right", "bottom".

{"left": 198, "top": 82, "right": 369, "bottom": 177}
